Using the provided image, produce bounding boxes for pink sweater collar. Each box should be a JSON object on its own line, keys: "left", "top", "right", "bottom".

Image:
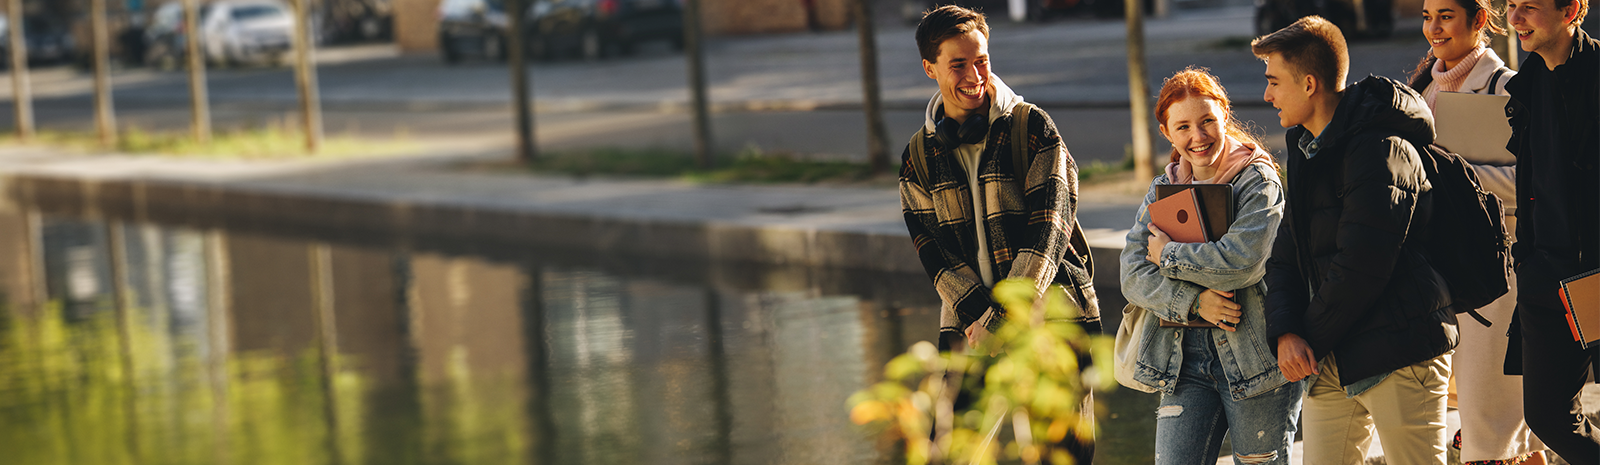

{"left": 1164, "top": 135, "right": 1275, "bottom": 185}
{"left": 1427, "top": 46, "right": 1488, "bottom": 107}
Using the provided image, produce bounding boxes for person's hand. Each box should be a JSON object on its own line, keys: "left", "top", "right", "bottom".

{"left": 1276, "top": 333, "right": 1319, "bottom": 382}
{"left": 1196, "top": 289, "right": 1242, "bottom": 332}
{"left": 1146, "top": 224, "right": 1171, "bottom": 265}
{"left": 965, "top": 320, "right": 999, "bottom": 356}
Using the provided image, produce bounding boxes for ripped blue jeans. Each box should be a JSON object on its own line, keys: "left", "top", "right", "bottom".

{"left": 1155, "top": 328, "right": 1305, "bottom": 465}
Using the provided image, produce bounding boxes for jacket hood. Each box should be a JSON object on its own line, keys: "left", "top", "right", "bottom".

{"left": 1319, "top": 74, "right": 1436, "bottom": 150}
{"left": 923, "top": 74, "right": 1025, "bottom": 133}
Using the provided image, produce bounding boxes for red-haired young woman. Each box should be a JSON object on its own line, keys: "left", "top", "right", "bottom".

{"left": 1118, "top": 67, "right": 1301, "bottom": 465}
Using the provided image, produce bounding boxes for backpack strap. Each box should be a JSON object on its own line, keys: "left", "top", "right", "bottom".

{"left": 1010, "top": 101, "right": 1035, "bottom": 190}
{"left": 908, "top": 130, "right": 930, "bottom": 190}
{"left": 1488, "top": 67, "right": 1510, "bottom": 95}
{"left": 1466, "top": 308, "right": 1494, "bottom": 327}
{"left": 1008, "top": 100, "right": 1098, "bottom": 292}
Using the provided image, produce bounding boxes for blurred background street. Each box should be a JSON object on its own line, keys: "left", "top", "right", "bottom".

{"left": 0, "top": 2, "right": 1462, "bottom": 164}
{"left": 2, "top": 0, "right": 1596, "bottom": 464}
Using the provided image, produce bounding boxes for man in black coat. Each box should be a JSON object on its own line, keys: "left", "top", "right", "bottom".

{"left": 1255, "top": 16, "right": 1459, "bottom": 464}
{"left": 1503, "top": 0, "right": 1600, "bottom": 459}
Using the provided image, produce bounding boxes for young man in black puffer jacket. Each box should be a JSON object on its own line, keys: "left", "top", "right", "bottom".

{"left": 1255, "top": 16, "right": 1459, "bottom": 465}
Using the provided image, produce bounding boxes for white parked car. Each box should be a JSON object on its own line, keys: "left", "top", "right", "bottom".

{"left": 200, "top": 0, "right": 297, "bottom": 66}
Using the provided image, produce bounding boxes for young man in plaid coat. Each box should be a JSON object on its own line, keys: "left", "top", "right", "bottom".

{"left": 899, "top": 5, "right": 1101, "bottom": 355}
{"left": 899, "top": 7, "right": 1100, "bottom": 462}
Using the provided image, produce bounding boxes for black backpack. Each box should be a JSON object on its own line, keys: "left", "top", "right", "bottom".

{"left": 1415, "top": 142, "right": 1513, "bottom": 325}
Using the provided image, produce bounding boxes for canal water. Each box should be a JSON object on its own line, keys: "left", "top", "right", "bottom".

{"left": 0, "top": 208, "right": 1162, "bottom": 465}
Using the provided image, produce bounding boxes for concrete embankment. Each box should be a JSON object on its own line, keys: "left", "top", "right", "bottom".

{"left": 0, "top": 147, "right": 1141, "bottom": 310}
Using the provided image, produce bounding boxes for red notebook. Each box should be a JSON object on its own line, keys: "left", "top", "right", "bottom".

{"left": 1148, "top": 188, "right": 1210, "bottom": 243}
{"left": 1149, "top": 188, "right": 1217, "bottom": 328}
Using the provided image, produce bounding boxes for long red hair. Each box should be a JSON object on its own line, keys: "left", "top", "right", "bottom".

{"left": 1154, "top": 67, "right": 1271, "bottom": 167}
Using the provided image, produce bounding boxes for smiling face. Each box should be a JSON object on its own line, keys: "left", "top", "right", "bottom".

{"left": 1159, "top": 96, "right": 1229, "bottom": 178}
{"left": 1507, "top": 0, "right": 1578, "bottom": 57}
{"left": 1261, "top": 53, "right": 1315, "bottom": 129}
{"left": 923, "top": 29, "right": 991, "bottom": 123}
{"left": 1423, "top": 0, "right": 1488, "bottom": 68}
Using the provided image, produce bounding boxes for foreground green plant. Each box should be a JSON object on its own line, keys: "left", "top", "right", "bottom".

{"left": 849, "top": 279, "right": 1115, "bottom": 465}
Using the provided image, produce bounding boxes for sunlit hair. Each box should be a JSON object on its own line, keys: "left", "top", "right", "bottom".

{"left": 1251, "top": 16, "right": 1349, "bottom": 94}
{"left": 1154, "top": 67, "right": 1276, "bottom": 169}
{"left": 1555, "top": 0, "right": 1589, "bottom": 27}
{"left": 1407, "top": 0, "right": 1507, "bottom": 88}
{"left": 915, "top": 5, "right": 989, "bottom": 64}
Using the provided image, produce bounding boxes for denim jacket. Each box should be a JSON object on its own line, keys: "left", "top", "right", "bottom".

{"left": 1119, "top": 161, "right": 1291, "bottom": 400}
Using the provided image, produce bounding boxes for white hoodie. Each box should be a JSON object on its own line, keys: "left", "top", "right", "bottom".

{"left": 922, "top": 75, "right": 1026, "bottom": 287}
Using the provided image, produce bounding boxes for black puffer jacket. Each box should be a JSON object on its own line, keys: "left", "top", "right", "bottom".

{"left": 1265, "top": 75, "right": 1459, "bottom": 385}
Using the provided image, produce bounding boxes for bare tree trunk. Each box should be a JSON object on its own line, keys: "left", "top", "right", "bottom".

{"left": 1125, "top": 0, "right": 1154, "bottom": 181}
{"left": 1504, "top": 33, "right": 1518, "bottom": 70}
{"left": 855, "top": 0, "right": 889, "bottom": 176}
{"left": 507, "top": 0, "right": 536, "bottom": 162}
{"left": 6, "top": 0, "right": 32, "bottom": 142}
{"left": 204, "top": 230, "right": 233, "bottom": 465}
{"left": 92, "top": 0, "right": 117, "bottom": 148}
{"left": 682, "top": 0, "right": 713, "bottom": 168}
{"left": 184, "top": 0, "right": 211, "bottom": 144}
{"left": 1491, "top": 0, "right": 1518, "bottom": 70}
{"left": 308, "top": 243, "right": 343, "bottom": 465}
{"left": 106, "top": 222, "right": 140, "bottom": 459}
{"left": 291, "top": 0, "right": 323, "bottom": 153}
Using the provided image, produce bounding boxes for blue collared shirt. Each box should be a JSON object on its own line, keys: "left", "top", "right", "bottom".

{"left": 1297, "top": 129, "right": 1324, "bottom": 159}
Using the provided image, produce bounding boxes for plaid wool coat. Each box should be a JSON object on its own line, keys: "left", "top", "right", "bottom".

{"left": 899, "top": 102, "right": 1101, "bottom": 343}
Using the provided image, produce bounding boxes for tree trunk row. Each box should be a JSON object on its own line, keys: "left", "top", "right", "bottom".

{"left": 7, "top": 0, "right": 324, "bottom": 152}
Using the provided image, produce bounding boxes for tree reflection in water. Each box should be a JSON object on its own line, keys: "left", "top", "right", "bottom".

{"left": 0, "top": 213, "right": 966, "bottom": 465}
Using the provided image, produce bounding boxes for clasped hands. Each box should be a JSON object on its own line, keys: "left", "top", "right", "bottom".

{"left": 1150, "top": 218, "right": 1319, "bottom": 382}
{"left": 1147, "top": 225, "right": 1243, "bottom": 331}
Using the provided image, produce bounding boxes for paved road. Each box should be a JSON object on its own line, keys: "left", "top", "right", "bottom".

{"left": 0, "top": 5, "right": 1445, "bottom": 163}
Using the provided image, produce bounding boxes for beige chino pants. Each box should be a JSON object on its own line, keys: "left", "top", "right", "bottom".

{"left": 1302, "top": 353, "right": 1452, "bottom": 465}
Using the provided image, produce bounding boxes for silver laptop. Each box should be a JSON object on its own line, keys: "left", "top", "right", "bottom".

{"left": 1434, "top": 91, "right": 1516, "bottom": 165}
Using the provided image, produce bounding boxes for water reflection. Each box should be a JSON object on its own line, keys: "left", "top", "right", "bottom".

{"left": 0, "top": 206, "right": 1167, "bottom": 464}
{"left": 0, "top": 207, "right": 960, "bottom": 465}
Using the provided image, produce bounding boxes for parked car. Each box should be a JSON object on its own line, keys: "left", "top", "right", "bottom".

{"left": 145, "top": 0, "right": 296, "bottom": 67}
{"left": 0, "top": 13, "right": 80, "bottom": 67}
{"left": 1254, "top": 0, "right": 1394, "bottom": 38}
{"left": 528, "top": 0, "right": 683, "bottom": 61}
{"left": 202, "top": 0, "right": 296, "bottom": 65}
{"left": 437, "top": 0, "right": 516, "bottom": 63}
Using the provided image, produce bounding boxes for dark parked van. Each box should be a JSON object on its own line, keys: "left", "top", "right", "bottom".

{"left": 529, "top": 0, "right": 683, "bottom": 61}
